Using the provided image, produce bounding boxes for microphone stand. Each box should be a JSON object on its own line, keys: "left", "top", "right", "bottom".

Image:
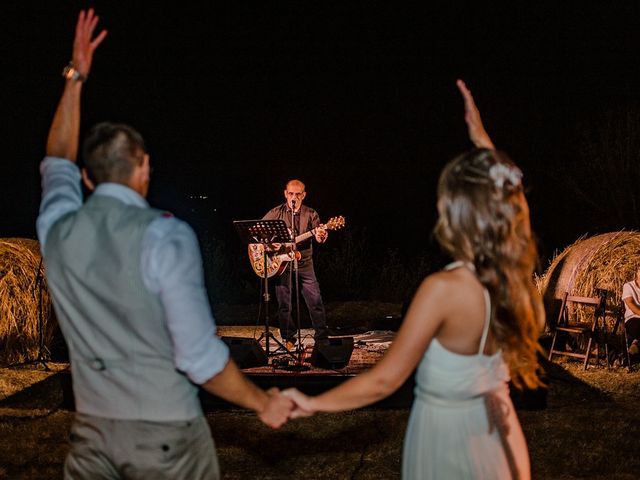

{"left": 288, "top": 200, "right": 309, "bottom": 371}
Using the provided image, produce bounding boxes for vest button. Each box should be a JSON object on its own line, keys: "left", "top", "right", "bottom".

{"left": 90, "top": 358, "right": 106, "bottom": 371}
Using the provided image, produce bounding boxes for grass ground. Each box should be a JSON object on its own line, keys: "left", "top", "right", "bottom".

{"left": 1, "top": 358, "right": 638, "bottom": 479}
{"left": 1, "top": 300, "right": 638, "bottom": 479}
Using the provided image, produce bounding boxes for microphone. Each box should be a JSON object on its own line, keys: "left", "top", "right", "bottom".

{"left": 291, "top": 199, "right": 297, "bottom": 209}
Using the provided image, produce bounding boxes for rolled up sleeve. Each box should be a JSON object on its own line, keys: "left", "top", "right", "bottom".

{"left": 36, "top": 157, "right": 83, "bottom": 252}
{"left": 142, "top": 217, "right": 229, "bottom": 385}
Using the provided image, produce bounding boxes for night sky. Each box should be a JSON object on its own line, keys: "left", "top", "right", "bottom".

{"left": 3, "top": 1, "right": 640, "bottom": 267}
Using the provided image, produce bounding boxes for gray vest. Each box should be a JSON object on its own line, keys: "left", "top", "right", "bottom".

{"left": 45, "top": 194, "right": 202, "bottom": 421}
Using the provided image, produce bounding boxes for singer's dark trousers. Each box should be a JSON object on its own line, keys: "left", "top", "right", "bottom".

{"left": 275, "top": 263, "right": 328, "bottom": 341}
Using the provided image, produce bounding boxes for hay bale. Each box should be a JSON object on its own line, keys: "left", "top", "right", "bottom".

{"left": 538, "top": 231, "right": 640, "bottom": 330}
{"left": 0, "top": 238, "right": 56, "bottom": 365}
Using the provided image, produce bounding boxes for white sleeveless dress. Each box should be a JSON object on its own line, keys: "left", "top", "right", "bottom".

{"left": 402, "top": 262, "right": 530, "bottom": 480}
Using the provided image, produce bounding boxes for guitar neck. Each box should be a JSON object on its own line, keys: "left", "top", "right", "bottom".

{"left": 293, "top": 229, "right": 315, "bottom": 244}
{"left": 292, "top": 216, "right": 343, "bottom": 244}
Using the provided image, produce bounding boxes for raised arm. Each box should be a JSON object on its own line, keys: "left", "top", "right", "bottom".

{"left": 46, "top": 9, "right": 107, "bottom": 161}
{"left": 37, "top": 10, "right": 107, "bottom": 249}
{"left": 456, "top": 79, "right": 495, "bottom": 150}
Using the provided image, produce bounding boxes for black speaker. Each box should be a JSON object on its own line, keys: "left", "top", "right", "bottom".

{"left": 310, "top": 337, "right": 354, "bottom": 369}
{"left": 221, "top": 337, "right": 268, "bottom": 368}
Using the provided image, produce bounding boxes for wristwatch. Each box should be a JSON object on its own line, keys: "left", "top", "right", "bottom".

{"left": 62, "top": 62, "right": 87, "bottom": 83}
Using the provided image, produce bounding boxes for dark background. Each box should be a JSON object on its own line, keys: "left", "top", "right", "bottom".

{"left": 3, "top": 1, "right": 640, "bottom": 300}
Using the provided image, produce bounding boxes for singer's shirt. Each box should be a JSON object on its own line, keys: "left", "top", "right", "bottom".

{"left": 262, "top": 202, "right": 322, "bottom": 268}
{"left": 37, "top": 156, "right": 229, "bottom": 386}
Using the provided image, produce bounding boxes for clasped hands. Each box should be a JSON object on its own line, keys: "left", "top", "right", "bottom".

{"left": 258, "top": 387, "right": 317, "bottom": 428}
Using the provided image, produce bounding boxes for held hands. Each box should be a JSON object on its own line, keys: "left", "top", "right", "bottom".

{"left": 257, "top": 388, "right": 317, "bottom": 428}
{"left": 282, "top": 388, "right": 316, "bottom": 419}
{"left": 258, "top": 388, "right": 295, "bottom": 428}
{"left": 456, "top": 79, "right": 495, "bottom": 150}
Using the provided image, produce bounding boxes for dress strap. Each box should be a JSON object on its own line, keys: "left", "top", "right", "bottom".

{"left": 478, "top": 288, "right": 492, "bottom": 355}
{"left": 444, "top": 260, "right": 476, "bottom": 272}
{"left": 444, "top": 261, "right": 492, "bottom": 355}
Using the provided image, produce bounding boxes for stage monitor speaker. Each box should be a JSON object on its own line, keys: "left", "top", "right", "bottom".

{"left": 310, "top": 337, "right": 354, "bottom": 370}
{"left": 221, "top": 337, "right": 268, "bottom": 368}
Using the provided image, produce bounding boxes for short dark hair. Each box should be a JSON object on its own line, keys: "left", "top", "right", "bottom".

{"left": 82, "top": 122, "right": 146, "bottom": 184}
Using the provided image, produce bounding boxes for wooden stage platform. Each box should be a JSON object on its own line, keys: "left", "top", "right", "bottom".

{"left": 45, "top": 325, "right": 544, "bottom": 412}
{"left": 202, "top": 326, "right": 548, "bottom": 411}
{"left": 200, "top": 326, "right": 415, "bottom": 409}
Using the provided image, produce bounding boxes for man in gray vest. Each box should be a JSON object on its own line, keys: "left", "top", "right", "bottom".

{"left": 37, "top": 10, "right": 292, "bottom": 479}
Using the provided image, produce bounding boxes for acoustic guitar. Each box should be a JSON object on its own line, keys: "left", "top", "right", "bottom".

{"left": 248, "top": 215, "right": 345, "bottom": 278}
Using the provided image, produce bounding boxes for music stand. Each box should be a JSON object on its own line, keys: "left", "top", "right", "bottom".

{"left": 233, "top": 219, "right": 293, "bottom": 358}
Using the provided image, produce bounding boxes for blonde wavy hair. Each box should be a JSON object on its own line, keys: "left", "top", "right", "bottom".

{"left": 435, "top": 148, "right": 544, "bottom": 389}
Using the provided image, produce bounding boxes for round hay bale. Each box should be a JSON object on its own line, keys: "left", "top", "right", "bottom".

{"left": 538, "top": 231, "right": 639, "bottom": 330}
{"left": 0, "top": 238, "right": 56, "bottom": 365}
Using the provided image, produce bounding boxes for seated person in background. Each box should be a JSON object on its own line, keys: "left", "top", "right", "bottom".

{"left": 621, "top": 267, "right": 640, "bottom": 356}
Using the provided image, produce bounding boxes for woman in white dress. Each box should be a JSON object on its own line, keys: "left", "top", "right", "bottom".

{"left": 283, "top": 80, "right": 545, "bottom": 480}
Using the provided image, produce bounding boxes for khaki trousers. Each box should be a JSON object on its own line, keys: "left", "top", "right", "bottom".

{"left": 64, "top": 413, "right": 219, "bottom": 480}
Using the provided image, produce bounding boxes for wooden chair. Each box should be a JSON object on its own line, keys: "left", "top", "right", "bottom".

{"left": 548, "top": 292, "right": 607, "bottom": 369}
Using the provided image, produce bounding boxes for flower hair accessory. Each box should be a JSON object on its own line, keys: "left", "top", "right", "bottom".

{"left": 488, "top": 163, "right": 522, "bottom": 190}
